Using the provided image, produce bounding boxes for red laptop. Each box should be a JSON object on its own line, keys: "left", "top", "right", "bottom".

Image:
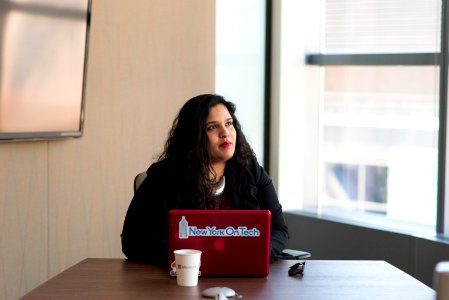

{"left": 168, "top": 209, "right": 271, "bottom": 277}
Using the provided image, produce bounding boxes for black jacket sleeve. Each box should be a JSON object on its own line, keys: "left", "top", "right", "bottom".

{"left": 121, "top": 163, "right": 169, "bottom": 266}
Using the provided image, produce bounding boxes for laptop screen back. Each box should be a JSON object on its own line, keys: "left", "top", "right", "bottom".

{"left": 168, "top": 209, "right": 271, "bottom": 277}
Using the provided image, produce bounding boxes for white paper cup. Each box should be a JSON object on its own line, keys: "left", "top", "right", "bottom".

{"left": 434, "top": 261, "right": 449, "bottom": 300}
{"left": 174, "top": 249, "right": 202, "bottom": 287}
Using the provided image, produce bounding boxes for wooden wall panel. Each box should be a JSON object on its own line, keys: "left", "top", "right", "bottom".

{"left": 0, "top": 143, "right": 49, "bottom": 299}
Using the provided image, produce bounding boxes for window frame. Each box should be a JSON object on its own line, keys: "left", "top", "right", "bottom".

{"left": 439, "top": 0, "right": 449, "bottom": 235}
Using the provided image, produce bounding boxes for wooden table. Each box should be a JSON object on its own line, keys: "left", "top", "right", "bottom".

{"left": 22, "top": 258, "right": 435, "bottom": 299}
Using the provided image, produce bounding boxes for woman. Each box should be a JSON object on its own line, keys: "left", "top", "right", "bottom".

{"left": 121, "top": 94, "right": 289, "bottom": 266}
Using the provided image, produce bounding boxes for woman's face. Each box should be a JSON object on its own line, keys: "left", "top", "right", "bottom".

{"left": 205, "top": 104, "right": 237, "bottom": 165}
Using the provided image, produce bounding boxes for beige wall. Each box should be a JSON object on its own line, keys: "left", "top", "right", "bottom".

{"left": 0, "top": 1, "right": 215, "bottom": 298}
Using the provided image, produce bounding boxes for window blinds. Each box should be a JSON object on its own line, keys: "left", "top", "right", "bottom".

{"left": 324, "top": 0, "right": 441, "bottom": 53}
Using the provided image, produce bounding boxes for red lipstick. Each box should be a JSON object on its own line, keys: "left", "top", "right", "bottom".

{"left": 220, "top": 141, "right": 232, "bottom": 148}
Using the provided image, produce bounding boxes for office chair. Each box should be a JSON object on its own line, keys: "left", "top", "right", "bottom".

{"left": 134, "top": 171, "right": 147, "bottom": 194}
{"left": 133, "top": 172, "right": 311, "bottom": 260}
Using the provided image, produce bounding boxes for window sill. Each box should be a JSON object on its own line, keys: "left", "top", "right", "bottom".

{"left": 286, "top": 207, "right": 449, "bottom": 245}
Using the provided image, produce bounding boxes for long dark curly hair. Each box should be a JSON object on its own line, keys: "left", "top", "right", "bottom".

{"left": 158, "top": 94, "right": 254, "bottom": 208}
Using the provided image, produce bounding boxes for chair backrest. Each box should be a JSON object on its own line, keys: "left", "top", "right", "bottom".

{"left": 134, "top": 172, "right": 147, "bottom": 193}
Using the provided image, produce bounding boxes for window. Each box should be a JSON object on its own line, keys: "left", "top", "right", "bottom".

{"left": 215, "top": 0, "right": 267, "bottom": 164}
{"left": 273, "top": 0, "right": 445, "bottom": 234}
